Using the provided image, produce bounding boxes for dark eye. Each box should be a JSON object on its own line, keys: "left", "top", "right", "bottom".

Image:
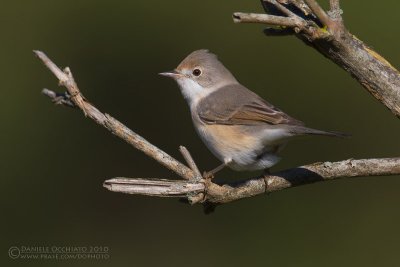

{"left": 192, "top": 68, "right": 201, "bottom": 76}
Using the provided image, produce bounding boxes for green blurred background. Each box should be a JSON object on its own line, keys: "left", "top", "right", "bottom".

{"left": 2, "top": 0, "right": 400, "bottom": 266}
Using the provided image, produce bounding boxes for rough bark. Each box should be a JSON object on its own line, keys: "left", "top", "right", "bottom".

{"left": 103, "top": 158, "right": 400, "bottom": 204}
{"left": 234, "top": 0, "right": 400, "bottom": 117}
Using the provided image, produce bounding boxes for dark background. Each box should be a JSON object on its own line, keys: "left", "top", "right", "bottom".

{"left": 2, "top": 0, "right": 400, "bottom": 266}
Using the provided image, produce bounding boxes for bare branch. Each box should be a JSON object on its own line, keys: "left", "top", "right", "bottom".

{"left": 267, "top": 0, "right": 297, "bottom": 17}
{"left": 234, "top": 1, "right": 400, "bottom": 118}
{"left": 104, "top": 158, "right": 400, "bottom": 204}
{"left": 42, "top": 88, "right": 75, "bottom": 107}
{"left": 303, "top": 0, "right": 332, "bottom": 28}
{"left": 103, "top": 178, "right": 204, "bottom": 197}
{"left": 233, "top": 11, "right": 329, "bottom": 40}
{"left": 179, "top": 146, "right": 202, "bottom": 180}
{"left": 328, "top": 0, "right": 342, "bottom": 22}
{"left": 34, "top": 51, "right": 196, "bottom": 180}
{"left": 329, "top": 0, "right": 340, "bottom": 12}
{"left": 281, "top": 0, "right": 313, "bottom": 16}
{"left": 34, "top": 51, "right": 69, "bottom": 83}
{"left": 233, "top": 12, "right": 300, "bottom": 27}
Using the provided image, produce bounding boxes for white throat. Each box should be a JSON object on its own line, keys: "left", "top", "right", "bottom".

{"left": 176, "top": 77, "right": 213, "bottom": 107}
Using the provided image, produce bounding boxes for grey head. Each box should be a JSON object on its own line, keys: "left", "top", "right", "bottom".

{"left": 159, "top": 50, "right": 238, "bottom": 105}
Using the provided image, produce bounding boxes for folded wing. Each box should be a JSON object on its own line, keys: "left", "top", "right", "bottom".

{"left": 197, "top": 84, "right": 304, "bottom": 126}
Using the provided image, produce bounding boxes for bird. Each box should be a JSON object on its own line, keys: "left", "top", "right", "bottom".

{"left": 159, "top": 49, "right": 348, "bottom": 178}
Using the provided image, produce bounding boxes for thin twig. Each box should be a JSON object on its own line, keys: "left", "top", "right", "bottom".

{"left": 328, "top": 0, "right": 342, "bottom": 21}
{"left": 42, "top": 88, "right": 75, "bottom": 107}
{"left": 233, "top": 13, "right": 300, "bottom": 27}
{"left": 303, "top": 0, "right": 332, "bottom": 28}
{"left": 103, "top": 178, "right": 204, "bottom": 197}
{"left": 179, "top": 146, "right": 202, "bottom": 180}
{"left": 329, "top": 0, "right": 340, "bottom": 11}
{"left": 34, "top": 51, "right": 196, "bottom": 180}
{"left": 233, "top": 11, "right": 330, "bottom": 40}
{"left": 289, "top": 0, "right": 312, "bottom": 16}
{"left": 267, "top": 0, "right": 297, "bottom": 17}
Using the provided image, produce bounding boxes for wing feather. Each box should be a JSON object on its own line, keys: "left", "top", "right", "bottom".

{"left": 197, "top": 84, "right": 304, "bottom": 126}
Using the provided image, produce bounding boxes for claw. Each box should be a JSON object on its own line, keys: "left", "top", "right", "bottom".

{"left": 203, "top": 171, "right": 215, "bottom": 180}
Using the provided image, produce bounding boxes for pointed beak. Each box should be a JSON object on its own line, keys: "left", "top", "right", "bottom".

{"left": 158, "top": 69, "right": 182, "bottom": 79}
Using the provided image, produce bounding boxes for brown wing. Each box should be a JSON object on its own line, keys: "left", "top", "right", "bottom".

{"left": 197, "top": 84, "right": 304, "bottom": 126}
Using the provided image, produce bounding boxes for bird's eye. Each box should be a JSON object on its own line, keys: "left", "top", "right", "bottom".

{"left": 192, "top": 68, "right": 201, "bottom": 76}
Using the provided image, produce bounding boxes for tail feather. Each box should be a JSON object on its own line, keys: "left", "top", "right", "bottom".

{"left": 291, "top": 126, "right": 351, "bottom": 138}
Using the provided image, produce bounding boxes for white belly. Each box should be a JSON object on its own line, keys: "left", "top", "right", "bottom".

{"left": 194, "top": 123, "right": 282, "bottom": 171}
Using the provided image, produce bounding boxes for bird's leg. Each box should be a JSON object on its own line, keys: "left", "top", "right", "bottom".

{"left": 263, "top": 168, "right": 271, "bottom": 194}
{"left": 203, "top": 159, "right": 232, "bottom": 180}
{"left": 203, "top": 163, "right": 226, "bottom": 180}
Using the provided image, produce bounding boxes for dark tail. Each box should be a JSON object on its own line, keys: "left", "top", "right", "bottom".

{"left": 292, "top": 126, "right": 351, "bottom": 138}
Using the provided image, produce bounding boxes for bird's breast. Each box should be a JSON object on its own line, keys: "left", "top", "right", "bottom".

{"left": 193, "top": 120, "right": 261, "bottom": 159}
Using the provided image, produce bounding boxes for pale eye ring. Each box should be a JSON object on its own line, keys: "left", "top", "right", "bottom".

{"left": 192, "top": 68, "right": 201, "bottom": 76}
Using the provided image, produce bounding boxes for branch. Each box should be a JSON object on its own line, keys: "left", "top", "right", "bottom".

{"left": 303, "top": 0, "right": 332, "bottom": 28}
{"left": 327, "top": 0, "right": 342, "bottom": 22}
{"left": 35, "top": 51, "right": 199, "bottom": 181}
{"left": 329, "top": 0, "right": 340, "bottom": 11}
{"left": 233, "top": 13, "right": 301, "bottom": 27}
{"left": 104, "top": 158, "right": 400, "bottom": 204}
{"left": 103, "top": 178, "right": 204, "bottom": 197}
{"left": 234, "top": 0, "right": 400, "bottom": 118}
{"left": 179, "top": 146, "right": 202, "bottom": 180}
{"left": 42, "top": 88, "right": 75, "bottom": 107}
{"left": 36, "top": 17, "right": 400, "bottom": 210}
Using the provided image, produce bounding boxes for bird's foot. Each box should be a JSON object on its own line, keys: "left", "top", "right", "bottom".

{"left": 202, "top": 171, "right": 215, "bottom": 180}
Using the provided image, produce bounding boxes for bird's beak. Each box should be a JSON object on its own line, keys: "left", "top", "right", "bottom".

{"left": 158, "top": 69, "right": 182, "bottom": 79}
